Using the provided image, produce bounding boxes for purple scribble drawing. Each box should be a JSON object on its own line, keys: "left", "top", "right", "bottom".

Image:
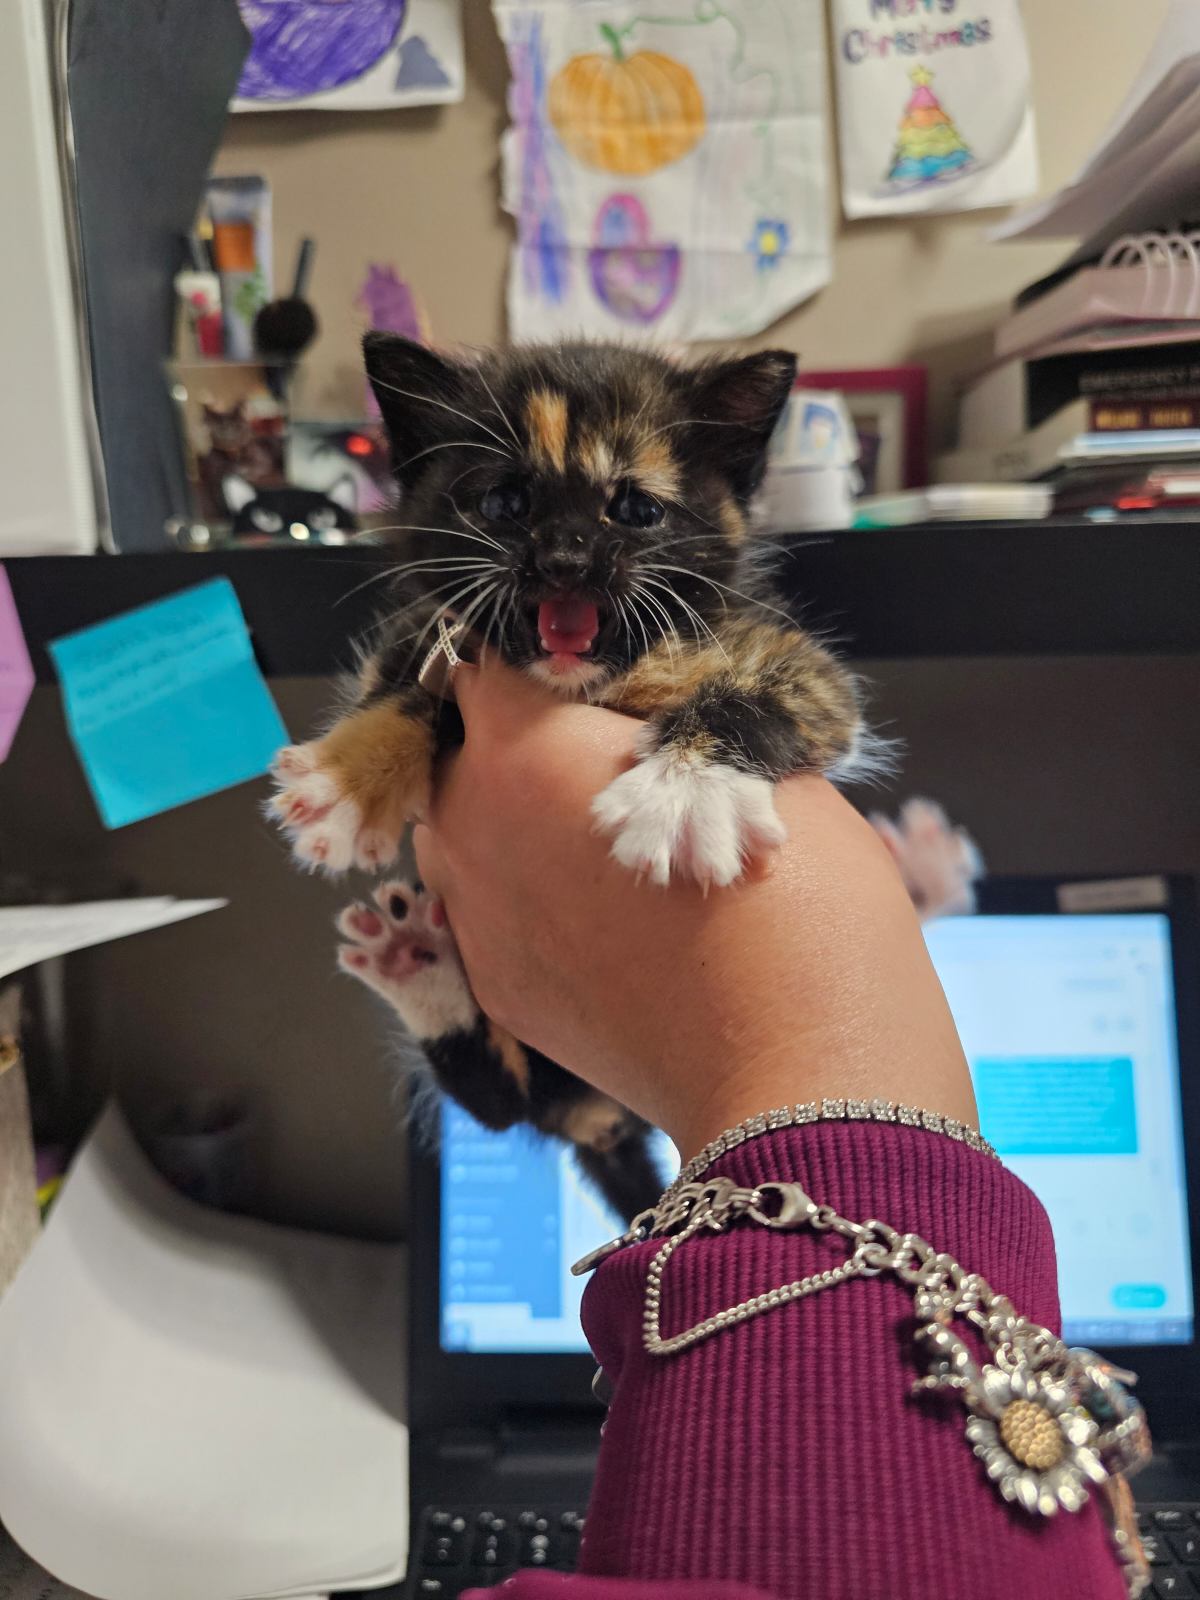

{"left": 395, "top": 34, "right": 450, "bottom": 91}
{"left": 357, "top": 265, "right": 427, "bottom": 419}
{"left": 237, "top": 0, "right": 406, "bottom": 101}
{"left": 588, "top": 194, "right": 680, "bottom": 324}
{"left": 358, "top": 264, "right": 426, "bottom": 341}
{"left": 508, "top": 12, "right": 569, "bottom": 305}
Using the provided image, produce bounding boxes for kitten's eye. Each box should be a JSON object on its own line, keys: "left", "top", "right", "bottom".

{"left": 250, "top": 508, "right": 283, "bottom": 533}
{"left": 479, "top": 479, "right": 530, "bottom": 522}
{"left": 607, "top": 481, "right": 664, "bottom": 529}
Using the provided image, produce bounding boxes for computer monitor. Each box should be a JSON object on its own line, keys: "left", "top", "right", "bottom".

{"left": 409, "top": 876, "right": 1200, "bottom": 1433}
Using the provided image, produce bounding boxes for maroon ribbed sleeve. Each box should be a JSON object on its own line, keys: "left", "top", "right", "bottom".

{"left": 473, "top": 1123, "right": 1129, "bottom": 1600}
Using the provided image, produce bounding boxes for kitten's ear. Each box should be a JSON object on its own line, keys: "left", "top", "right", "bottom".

{"left": 686, "top": 350, "right": 797, "bottom": 500}
{"left": 326, "top": 473, "right": 358, "bottom": 513}
{"left": 362, "top": 333, "right": 468, "bottom": 487}
{"left": 222, "top": 473, "right": 256, "bottom": 513}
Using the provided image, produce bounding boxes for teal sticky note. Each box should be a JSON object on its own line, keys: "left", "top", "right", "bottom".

{"left": 49, "top": 578, "right": 289, "bottom": 829}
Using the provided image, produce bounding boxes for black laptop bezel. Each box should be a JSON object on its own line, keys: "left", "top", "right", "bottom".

{"left": 409, "top": 872, "right": 1200, "bottom": 1439}
{"left": 408, "top": 1137, "right": 603, "bottom": 1434}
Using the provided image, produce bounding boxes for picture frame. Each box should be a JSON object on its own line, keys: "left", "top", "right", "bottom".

{"left": 797, "top": 366, "right": 928, "bottom": 494}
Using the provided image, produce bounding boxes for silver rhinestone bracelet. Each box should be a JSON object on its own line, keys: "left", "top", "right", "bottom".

{"left": 665, "top": 1096, "right": 997, "bottom": 1206}
{"left": 575, "top": 1171, "right": 1152, "bottom": 1599}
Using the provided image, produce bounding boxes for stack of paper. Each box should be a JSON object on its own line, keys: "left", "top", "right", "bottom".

{"left": 854, "top": 484, "right": 1053, "bottom": 527}
{"left": 995, "top": 3, "right": 1200, "bottom": 264}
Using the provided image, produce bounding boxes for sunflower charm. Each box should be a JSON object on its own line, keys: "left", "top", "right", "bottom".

{"left": 911, "top": 1275, "right": 1150, "bottom": 1528}
{"left": 964, "top": 1365, "right": 1107, "bottom": 1515}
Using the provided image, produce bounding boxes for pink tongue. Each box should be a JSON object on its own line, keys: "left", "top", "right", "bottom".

{"left": 537, "top": 597, "right": 599, "bottom": 655}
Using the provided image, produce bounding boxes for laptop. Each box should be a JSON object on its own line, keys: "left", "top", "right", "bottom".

{"left": 379, "top": 874, "right": 1200, "bottom": 1598}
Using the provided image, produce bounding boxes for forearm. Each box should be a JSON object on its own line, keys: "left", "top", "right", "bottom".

{"left": 577, "top": 1122, "right": 1127, "bottom": 1600}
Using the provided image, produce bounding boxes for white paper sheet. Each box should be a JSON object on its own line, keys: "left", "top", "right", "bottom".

{"left": 994, "top": 80, "right": 1200, "bottom": 263}
{"left": 0, "top": 898, "right": 226, "bottom": 981}
{"left": 994, "top": 1, "right": 1200, "bottom": 247}
{"left": 1074, "top": 1, "right": 1200, "bottom": 182}
{"left": 831, "top": 0, "right": 1037, "bottom": 220}
{"left": 0, "top": 1107, "right": 406, "bottom": 1600}
{"left": 495, "top": 0, "right": 831, "bottom": 341}
{"left": 233, "top": 0, "right": 463, "bottom": 111}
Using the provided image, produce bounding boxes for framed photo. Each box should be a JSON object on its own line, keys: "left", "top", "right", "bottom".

{"left": 797, "top": 366, "right": 927, "bottom": 494}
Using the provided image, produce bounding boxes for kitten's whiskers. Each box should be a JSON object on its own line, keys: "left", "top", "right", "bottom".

{"left": 369, "top": 377, "right": 512, "bottom": 452}
{"left": 473, "top": 365, "right": 522, "bottom": 452}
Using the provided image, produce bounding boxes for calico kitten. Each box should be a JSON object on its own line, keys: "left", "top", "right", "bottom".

{"left": 270, "top": 336, "right": 879, "bottom": 1219}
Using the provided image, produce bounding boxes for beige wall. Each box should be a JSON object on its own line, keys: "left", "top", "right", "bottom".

{"left": 216, "top": 0, "right": 1172, "bottom": 450}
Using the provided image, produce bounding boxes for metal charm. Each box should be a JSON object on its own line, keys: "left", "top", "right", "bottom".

{"left": 571, "top": 1150, "right": 1153, "bottom": 1597}
{"left": 417, "top": 616, "right": 468, "bottom": 699}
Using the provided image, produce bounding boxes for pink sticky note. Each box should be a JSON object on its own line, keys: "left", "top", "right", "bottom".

{"left": 0, "top": 565, "right": 34, "bottom": 762}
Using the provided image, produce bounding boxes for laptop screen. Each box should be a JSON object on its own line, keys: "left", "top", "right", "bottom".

{"left": 440, "top": 909, "right": 1194, "bottom": 1354}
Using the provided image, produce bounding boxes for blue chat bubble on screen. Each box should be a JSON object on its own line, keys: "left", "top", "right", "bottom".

{"left": 974, "top": 1057, "right": 1138, "bottom": 1156}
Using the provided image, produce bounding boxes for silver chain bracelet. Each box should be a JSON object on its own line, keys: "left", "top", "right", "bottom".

{"left": 575, "top": 1172, "right": 1153, "bottom": 1598}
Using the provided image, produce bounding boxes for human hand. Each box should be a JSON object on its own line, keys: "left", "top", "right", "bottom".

{"left": 414, "top": 656, "right": 975, "bottom": 1160}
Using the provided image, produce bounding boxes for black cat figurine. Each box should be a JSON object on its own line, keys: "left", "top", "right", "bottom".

{"left": 222, "top": 473, "right": 358, "bottom": 544}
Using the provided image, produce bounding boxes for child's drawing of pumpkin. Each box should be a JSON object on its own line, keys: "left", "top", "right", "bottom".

{"left": 549, "top": 24, "right": 705, "bottom": 176}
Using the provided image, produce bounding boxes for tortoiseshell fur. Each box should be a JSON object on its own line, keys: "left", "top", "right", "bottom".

{"left": 271, "top": 336, "right": 878, "bottom": 1219}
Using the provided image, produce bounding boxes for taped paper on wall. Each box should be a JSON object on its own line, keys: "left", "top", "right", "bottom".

{"left": 831, "top": 0, "right": 1037, "bottom": 219}
{"left": 233, "top": 0, "right": 463, "bottom": 111}
{"left": 494, "top": 0, "right": 832, "bottom": 341}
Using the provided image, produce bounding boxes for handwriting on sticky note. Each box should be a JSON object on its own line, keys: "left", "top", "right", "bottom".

{"left": 49, "top": 584, "right": 251, "bottom": 734}
{"left": 49, "top": 578, "right": 289, "bottom": 829}
{"left": 0, "top": 564, "right": 34, "bottom": 762}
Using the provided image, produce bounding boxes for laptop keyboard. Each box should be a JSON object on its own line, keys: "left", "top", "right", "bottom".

{"left": 406, "top": 1505, "right": 586, "bottom": 1597}
{"left": 1141, "top": 1506, "right": 1200, "bottom": 1598}
{"left": 390, "top": 1501, "right": 1200, "bottom": 1597}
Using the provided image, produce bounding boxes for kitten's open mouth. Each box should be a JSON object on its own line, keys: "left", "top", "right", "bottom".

{"left": 535, "top": 597, "right": 601, "bottom": 661}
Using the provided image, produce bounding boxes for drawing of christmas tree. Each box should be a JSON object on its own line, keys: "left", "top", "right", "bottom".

{"left": 883, "top": 65, "right": 975, "bottom": 189}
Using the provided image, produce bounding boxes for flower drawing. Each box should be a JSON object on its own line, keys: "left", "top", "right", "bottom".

{"left": 750, "top": 218, "right": 789, "bottom": 272}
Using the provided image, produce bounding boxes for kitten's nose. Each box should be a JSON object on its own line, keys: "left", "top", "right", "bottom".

{"left": 534, "top": 546, "right": 590, "bottom": 588}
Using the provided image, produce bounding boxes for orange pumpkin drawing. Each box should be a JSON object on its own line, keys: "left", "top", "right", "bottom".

{"left": 549, "top": 25, "right": 706, "bottom": 177}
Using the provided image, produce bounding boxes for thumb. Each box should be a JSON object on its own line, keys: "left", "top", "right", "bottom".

{"left": 452, "top": 647, "right": 558, "bottom": 734}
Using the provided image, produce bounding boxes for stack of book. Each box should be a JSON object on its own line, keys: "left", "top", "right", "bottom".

{"left": 937, "top": 230, "right": 1200, "bottom": 515}
{"left": 937, "top": 9, "right": 1200, "bottom": 515}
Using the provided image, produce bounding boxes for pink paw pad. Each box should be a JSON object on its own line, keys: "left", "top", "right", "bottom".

{"left": 347, "top": 906, "right": 384, "bottom": 940}
{"left": 336, "top": 881, "right": 456, "bottom": 990}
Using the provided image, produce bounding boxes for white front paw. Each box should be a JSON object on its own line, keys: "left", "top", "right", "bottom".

{"left": 591, "top": 748, "right": 786, "bottom": 888}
